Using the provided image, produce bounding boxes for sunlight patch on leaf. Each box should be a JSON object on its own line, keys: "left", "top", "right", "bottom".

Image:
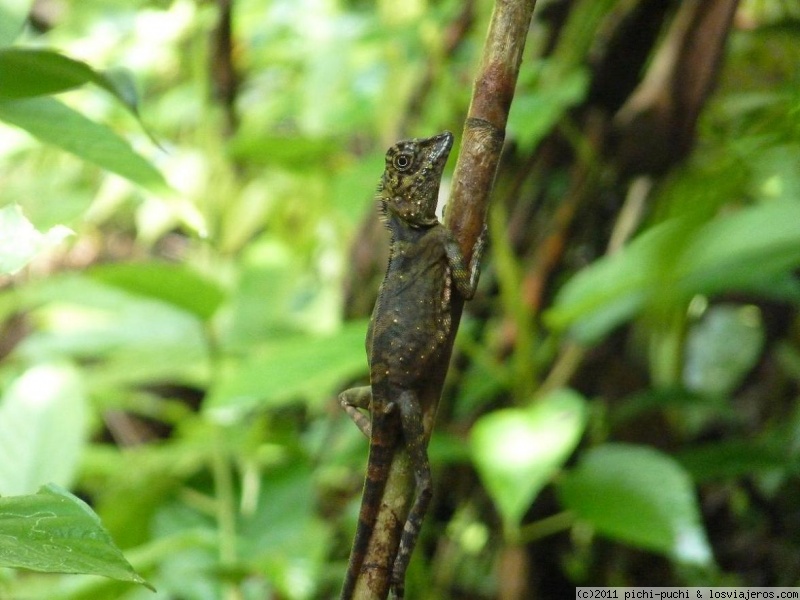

{"left": 471, "top": 389, "right": 587, "bottom": 531}
{"left": 0, "top": 363, "right": 88, "bottom": 496}
{"left": 0, "top": 205, "right": 72, "bottom": 275}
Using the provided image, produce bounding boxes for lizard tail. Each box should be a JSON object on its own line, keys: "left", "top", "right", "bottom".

{"left": 340, "top": 412, "right": 397, "bottom": 599}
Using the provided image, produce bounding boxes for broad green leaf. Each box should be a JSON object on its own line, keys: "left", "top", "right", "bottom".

{"left": 204, "top": 321, "right": 368, "bottom": 422}
{"left": 558, "top": 443, "right": 713, "bottom": 565}
{"left": 672, "top": 200, "right": 800, "bottom": 297}
{"left": 0, "top": 204, "right": 72, "bottom": 275}
{"left": 89, "top": 262, "right": 226, "bottom": 321}
{"left": 546, "top": 202, "right": 800, "bottom": 344}
{"left": 239, "top": 463, "right": 331, "bottom": 599}
{"left": 684, "top": 304, "right": 765, "bottom": 396}
{"left": 544, "top": 220, "right": 690, "bottom": 343}
{"left": 0, "top": 49, "right": 156, "bottom": 144}
{"left": 0, "top": 97, "right": 168, "bottom": 192}
{"left": 677, "top": 439, "right": 789, "bottom": 483}
{"left": 0, "top": 484, "right": 151, "bottom": 588}
{"left": 0, "top": 364, "right": 88, "bottom": 496}
{"left": 0, "top": 48, "right": 106, "bottom": 99}
{"left": 13, "top": 276, "right": 210, "bottom": 388}
{"left": 471, "top": 389, "right": 587, "bottom": 530}
{"left": 98, "top": 67, "right": 163, "bottom": 149}
{"left": 0, "top": 0, "right": 32, "bottom": 47}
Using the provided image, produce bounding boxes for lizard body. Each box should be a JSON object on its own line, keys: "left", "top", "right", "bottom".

{"left": 339, "top": 131, "right": 485, "bottom": 599}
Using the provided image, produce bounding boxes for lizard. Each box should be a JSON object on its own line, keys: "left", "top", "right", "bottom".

{"left": 339, "top": 131, "right": 486, "bottom": 600}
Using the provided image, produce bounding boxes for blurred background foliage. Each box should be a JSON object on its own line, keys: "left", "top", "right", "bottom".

{"left": 1, "top": 0, "right": 799, "bottom": 598}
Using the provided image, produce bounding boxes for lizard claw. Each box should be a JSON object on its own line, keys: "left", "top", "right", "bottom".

{"left": 475, "top": 223, "right": 488, "bottom": 253}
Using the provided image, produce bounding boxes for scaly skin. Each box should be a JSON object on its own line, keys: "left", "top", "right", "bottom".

{"left": 339, "top": 131, "right": 485, "bottom": 599}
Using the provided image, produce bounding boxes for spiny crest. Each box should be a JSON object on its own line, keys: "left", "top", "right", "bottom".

{"left": 378, "top": 131, "right": 453, "bottom": 228}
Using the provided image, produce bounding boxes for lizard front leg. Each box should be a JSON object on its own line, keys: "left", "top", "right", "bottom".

{"left": 390, "top": 389, "right": 433, "bottom": 600}
{"left": 445, "top": 224, "right": 487, "bottom": 300}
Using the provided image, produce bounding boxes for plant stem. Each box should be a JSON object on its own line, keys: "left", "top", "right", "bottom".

{"left": 347, "top": 1, "right": 541, "bottom": 598}
{"left": 212, "top": 426, "right": 243, "bottom": 600}
{"left": 517, "top": 510, "right": 575, "bottom": 544}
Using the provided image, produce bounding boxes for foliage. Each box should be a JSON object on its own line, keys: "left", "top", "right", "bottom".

{"left": 558, "top": 444, "right": 712, "bottom": 566}
{"left": 0, "top": 484, "right": 150, "bottom": 589}
{"left": 471, "top": 388, "right": 587, "bottom": 536}
{"left": 0, "top": 0, "right": 799, "bottom": 598}
{"left": 0, "top": 205, "right": 72, "bottom": 275}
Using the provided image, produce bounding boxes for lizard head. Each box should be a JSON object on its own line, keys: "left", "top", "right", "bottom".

{"left": 378, "top": 131, "right": 453, "bottom": 227}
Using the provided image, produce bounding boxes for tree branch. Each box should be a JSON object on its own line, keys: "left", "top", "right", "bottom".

{"left": 348, "top": 1, "right": 539, "bottom": 598}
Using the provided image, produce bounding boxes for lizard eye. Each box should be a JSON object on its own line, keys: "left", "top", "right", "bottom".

{"left": 393, "top": 153, "right": 413, "bottom": 171}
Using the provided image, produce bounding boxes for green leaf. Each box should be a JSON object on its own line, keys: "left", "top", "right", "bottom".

{"left": 0, "top": 97, "right": 168, "bottom": 192}
{"left": 558, "top": 443, "right": 713, "bottom": 565}
{"left": 544, "top": 220, "right": 690, "bottom": 343}
{"left": 684, "top": 304, "right": 765, "bottom": 396}
{"left": 204, "top": 322, "right": 368, "bottom": 422}
{"left": 0, "top": 484, "right": 151, "bottom": 588}
{"left": 89, "top": 262, "right": 226, "bottom": 321}
{"left": 673, "top": 200, "right": 800, "bottom": 297}
{"left": 239, "top": 463, "right": 331, "bottom": 599}
{"left": 0, "top": 48, "right": 158, "bottom": 145}
{"left": 0, "top": 48, "right": 104, "bottom": 99}
{"left": 471, "top": 389, "right": 587, "bottom": 531}
{"left": 0, "top": 0, "right": 32, "bottom": 47}
{"left": 545, "top": 202, "right": 800, "bottom": 344}
{"left": 0, "top": 364, "right": 88, "bottom": 496}
{"left": 677, "top": 439, "right": 789, "bottom": 482}
{"left": 0, "top": 204, "right": 72, "bottom": 275}
{"left": 13, "top": 275, "right": 210, "bottom": 388}
{"left": 147, "top": 503, "right": 218, "bottom": 599}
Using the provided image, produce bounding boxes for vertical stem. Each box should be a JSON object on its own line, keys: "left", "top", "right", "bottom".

{"left": 210, "top": 0, "right": 239, "bottom": 135}
{"left": 347, "top": 1, "right": 540, "bottom": 598}
{"left": 447, "top": 0, "right": 539, "bottom": 251}
{"left": 212, "top": 426, "right": 243, "bottom": 600}
{"left": 490, "top": 201, "right": 537, "bottom": 400}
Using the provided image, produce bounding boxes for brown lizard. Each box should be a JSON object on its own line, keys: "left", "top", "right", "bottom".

{"left": 339, "top": 131, "right": 485, "bottom": 599}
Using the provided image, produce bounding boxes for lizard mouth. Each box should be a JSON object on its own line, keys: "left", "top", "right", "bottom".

{"left": 430, "top": 131, "right": 454, "bottom": 165}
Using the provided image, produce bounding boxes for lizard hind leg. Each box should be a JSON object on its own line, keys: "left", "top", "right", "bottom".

{"left": 391, "top": 389, "right": 433, "bottom": 599}
{"left": 339, "top": 385, "right": 373, "bottom": 438}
